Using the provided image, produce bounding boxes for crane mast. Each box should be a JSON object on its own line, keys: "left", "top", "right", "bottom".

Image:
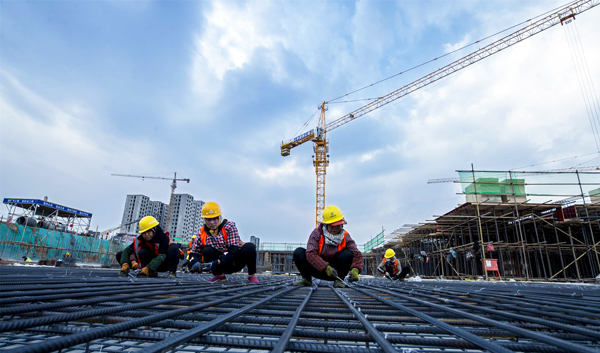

{"left": 281, "top": 0, "right": 599, "bottom": 226}
{"left": 313, "top": 103, "right": 329, "bottom": 226}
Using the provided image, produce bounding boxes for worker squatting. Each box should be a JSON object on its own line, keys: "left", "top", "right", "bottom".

{"left": 117, "top": 202, "right": 408, "bottom": 285}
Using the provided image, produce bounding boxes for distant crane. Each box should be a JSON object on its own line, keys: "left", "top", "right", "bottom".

{"left": 99, "top": 218, "right": 141, "bottom": 237}
{"left": 111, "top": 172, "right": 191, "bottom": 232}
{"left": 427, "top": 166, "right": 600, "bottom": 184}
{"left": 280, "top": 0, "right": 598, "bottom": 226}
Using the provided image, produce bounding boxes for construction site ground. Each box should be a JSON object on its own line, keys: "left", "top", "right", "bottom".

{"left": 0, "top": 265, "right": 599, "bottom": 353}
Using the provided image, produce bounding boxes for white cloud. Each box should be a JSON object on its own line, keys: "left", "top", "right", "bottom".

{"left": 191, "top": 1, "right": 287, "bottom": 105}
{"left": 0, "top": 70, "right": 165, "bottom": 229}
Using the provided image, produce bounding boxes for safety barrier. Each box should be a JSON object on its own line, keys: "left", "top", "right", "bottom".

{"left": 0, "top": 222, "right": 126, "bottom": 266}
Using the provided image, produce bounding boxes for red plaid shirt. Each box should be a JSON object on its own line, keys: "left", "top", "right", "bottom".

{"left": 306, "top": 224, "right": 363, "bottom": 272}
{"left": 191, "top": 220, "right": 241, "bottom": 253}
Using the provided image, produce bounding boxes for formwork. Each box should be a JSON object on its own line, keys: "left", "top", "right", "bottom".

{"left": 0, "top": 266, "right": 599, "bottom": 352}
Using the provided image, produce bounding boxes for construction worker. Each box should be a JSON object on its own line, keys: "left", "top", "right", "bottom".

{"left": 116, "top": 216, "right": 180, "bottom": 279}
{"left": 22, "top": 255, "right": 32, "bottom": 262}
{"left": 293, "top": 205, "right": 363, "bottom": 288}
{"left": 190, "top": 201, "right": 258, "bottom": 283}
{"left": 377, "top": 249, "right": 411, "bottom": 281}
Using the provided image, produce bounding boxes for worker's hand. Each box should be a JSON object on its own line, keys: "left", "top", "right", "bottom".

{"left": 121, "top": 263, "right": 130, "bottom": 272}
{"left": 140, "top": 267, "right": 150, "bottom": 276}
{"left": 131, "top": 261, "right": 139, "bottom": 270}
{"left": 325, "top": 266, "right": 338, "bottom": 278}
{"left": 385, "top": 273, "right": 392, "bottom": 281}
{"left": 349, "top": 268, "right": 360, "bottom": 282}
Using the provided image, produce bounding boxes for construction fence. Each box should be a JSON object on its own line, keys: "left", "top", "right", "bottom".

{"left": 0, "top": 222, "right": 126, "bottom": 267}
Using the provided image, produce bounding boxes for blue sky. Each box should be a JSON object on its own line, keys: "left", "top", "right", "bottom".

{"left": 1, "top": 0, "right": 599, "bottom": 245}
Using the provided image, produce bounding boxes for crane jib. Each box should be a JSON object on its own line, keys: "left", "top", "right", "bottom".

{"left": 293, "top": 129, "right": 314, "bottom": 143}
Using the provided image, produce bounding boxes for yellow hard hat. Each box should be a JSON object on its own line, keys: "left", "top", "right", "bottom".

{"left": 384, "top": 249, "right": 395, "bottom": 258}
{"left": 139, "top": 216, "right": 159, "bottom": 234}
{"left": 66, "top": 252, "right": 70, "bottom": 256}
{"left": 201, "top": 201, "right": 222, "bottom": 218}
{"left": 322, "top": 205, "right": 347, "bottom": 225}
{"left": 192, "top": 235, "right": 197, "bottom": 239}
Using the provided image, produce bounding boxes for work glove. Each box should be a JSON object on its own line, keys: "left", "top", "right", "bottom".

{"left": 348, "top": 268, "right": 360, "bottom": 282}
{"left": 121, "top": 263, "right": 130, "bottom": 272}
{"left": 385, "top": 273, "right": 392, "bottom": 281}
{"left": 131, "top": 261, "right": 139, "bottom": 270}
{"left": 140, "top": 267, "right": 150, "bottom": 276}
{"left": 325, "top": 266, "right": 338, "bottom": 278}
{"left": 190, "top": 262, "right": 201, "bottom": 273}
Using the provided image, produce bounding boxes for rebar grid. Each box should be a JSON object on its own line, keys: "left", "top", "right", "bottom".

{"left": 0, "top": 266, "right": 599, "bottom": 352}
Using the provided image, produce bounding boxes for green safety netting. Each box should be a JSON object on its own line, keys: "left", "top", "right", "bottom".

{"left": 458, "top": 170, "right": 600, "bottom": 198}
{"left": 0, "top": 223, "right": 126, "bottom": 266}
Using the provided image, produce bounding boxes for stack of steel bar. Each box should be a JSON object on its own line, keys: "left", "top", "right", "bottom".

{"left": 0, "top": 266, "right": 599, "bottom": 352}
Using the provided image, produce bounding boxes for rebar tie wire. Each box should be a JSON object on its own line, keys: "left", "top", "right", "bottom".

{"left": 0, "top": 283, "right": 271, "bottom": 333}
{"left": 357, "top": 282, "right": 600, "bottom": 353}
{"left": 347, "top": 284, "right": 513, "bottom": 353}
{"left": 2, "top": 285, "right": 288, "bottom": 353}
{"left": 390, "top": 283, "right": 600, "bottom": 338}
{"left": 271, "top": 286, "right": 314, "bottom": 353}
{"left": 142, "top": 286, "right": 297, "bottom": 353}
{"left": 331, "top": 286, "right": 400, "bottom": 353}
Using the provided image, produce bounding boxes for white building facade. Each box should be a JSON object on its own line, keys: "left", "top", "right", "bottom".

{"left": 120, "top": 194, "right": 204, "bottom": 243}
{"left": 166, "top": 194, "right": 204, "bottom": 243}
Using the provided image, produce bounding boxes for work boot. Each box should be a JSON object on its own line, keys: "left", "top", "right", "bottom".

{"left": 333, "top": 280, "right": 346, "bottom": 288}
{"left": 248, "top": 275, "right": 259, "bottom": 284}
{"left": 167, "top": 271, "right": 177, "bottom": 279}
{"left": 293, "top": 278, "right": 312, "bottom": 286}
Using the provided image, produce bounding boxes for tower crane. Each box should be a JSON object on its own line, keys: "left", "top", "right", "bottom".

{"left": 111, "top": 172, "right": 191, "bottom": 232}
{"left": 99, "top": 218, "right": 141, "bottom": 237}
{"left": 280, "top": 0, "right": 598, "bottom": 226}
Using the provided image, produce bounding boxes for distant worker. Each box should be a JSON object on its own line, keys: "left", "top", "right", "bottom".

{"left": 377, "top": 249, "right": 411, "bottom": 281}
{"left": 22, "top": 255, "right": 32, "bottom": 262}
{"left": 293, "top": 205, "right": 363, "bottom": 288}
{"left": 183, "top": 235, "right": 203, "bottom": 273}
{"left": 190, "top": 201, "right": 258, "bottom": 283}
{"left": 117, "top": 216, "right": 180, "bottom": 279}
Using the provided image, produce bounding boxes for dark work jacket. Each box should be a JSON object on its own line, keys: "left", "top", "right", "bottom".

{"left": 121, "top": 225, "right": 170, "bottom": 271}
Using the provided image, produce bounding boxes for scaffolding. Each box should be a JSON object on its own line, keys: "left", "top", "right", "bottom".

{"left": 388, "top": 169, "right": 600, "bottom": 281}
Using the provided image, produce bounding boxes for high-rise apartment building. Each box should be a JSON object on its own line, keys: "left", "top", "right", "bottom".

{"left": 166, "top": 194, "right": 204, "bottom": 243}
{"left": 120, "top": 194, "right": 204, "bottom": 243}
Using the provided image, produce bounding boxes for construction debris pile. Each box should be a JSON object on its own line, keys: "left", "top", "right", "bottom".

{"left": 0, "top": 266, "right": 599, "bottom": 352}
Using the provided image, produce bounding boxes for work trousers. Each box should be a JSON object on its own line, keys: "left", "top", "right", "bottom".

{"left": 293, "top": 247, "right": 353, "bottom": 281}
{"left": 386, "top": 263, "right": 411, "bottom": 280}
{"left": 116, "top": 243, "right": 180, "bottom": 272}
{"left": 202, "top": 243, "right": 257, "bottom": 275}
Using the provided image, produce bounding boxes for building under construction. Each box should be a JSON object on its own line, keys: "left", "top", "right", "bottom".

{"left": 384, "top": 168, "right": 600, "bottom": 282}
